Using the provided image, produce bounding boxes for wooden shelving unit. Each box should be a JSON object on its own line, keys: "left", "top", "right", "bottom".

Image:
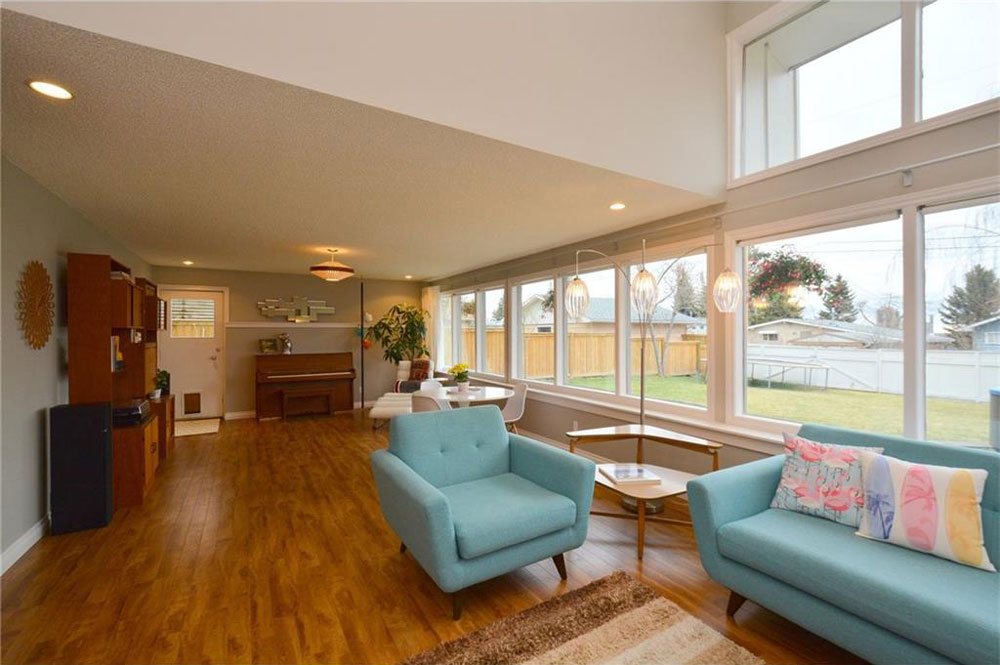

{"left": 67, "top": 253, "right": 172, "bottom": 511}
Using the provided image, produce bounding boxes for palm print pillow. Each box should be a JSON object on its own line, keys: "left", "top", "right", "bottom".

{"left": 770, "top": 433, "right": 883, "bottom": 528}
{"left": 856, "top": 451, "right": 996, "bottom": 571}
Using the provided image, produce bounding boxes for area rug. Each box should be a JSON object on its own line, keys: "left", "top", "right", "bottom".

{"left": 174, "top": 418, "right": 220, "bottom": 437}
{"left": 402, "top": 571, "right": 763, "bottom": 665}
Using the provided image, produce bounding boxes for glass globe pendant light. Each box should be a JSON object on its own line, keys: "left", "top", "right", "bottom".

{"left": 713, "top": 267, "right": 742, "bottom": 313}
{"left": 631, "top": 241, "right": 659, "bottom": 319}
{"left": 565, "top": 276, "right": 590, "bottom": 320}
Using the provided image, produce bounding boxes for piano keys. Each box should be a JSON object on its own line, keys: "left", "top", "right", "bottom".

{"left": 255, "top": 352, "right": 356, "bottom": 420}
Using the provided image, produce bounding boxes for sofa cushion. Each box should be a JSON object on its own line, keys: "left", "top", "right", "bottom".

{"left": 440, "top": 473, "right": 576, "bottom": 560}
{"left": 718, "top": 508, "right": 1000, "bottom": 665}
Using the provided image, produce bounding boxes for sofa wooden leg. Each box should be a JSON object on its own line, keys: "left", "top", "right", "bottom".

{"left": 727, "top": 591, "right": 746, "bottom": 616}
{"left": 452, "top": 592, "right": 463, "bottom": 620}
{"left": 552, "top": 553, "right": 567, "bottom": 580}
{"left": 399, "top": 542, "right": 406, "bottom": 554}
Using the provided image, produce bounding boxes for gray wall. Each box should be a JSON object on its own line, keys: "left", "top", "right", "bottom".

{"left": 152, "top": 266, "right": 423, "bottom": 414}
{"left": 1, "top": 158, "right": 151, "bottom": 551}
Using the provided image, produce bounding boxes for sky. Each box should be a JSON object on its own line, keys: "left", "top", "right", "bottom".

{"left": 797, "top": 0, "right": 1000, "bottom": 157}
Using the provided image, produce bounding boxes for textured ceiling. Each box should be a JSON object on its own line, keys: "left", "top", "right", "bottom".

{"left": 2, "top": 10, "right": 716, "bottom": 280}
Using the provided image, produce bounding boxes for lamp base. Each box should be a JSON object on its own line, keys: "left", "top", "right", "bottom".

{"left": 620, "top": 496, "right": 665, "bottom": 514}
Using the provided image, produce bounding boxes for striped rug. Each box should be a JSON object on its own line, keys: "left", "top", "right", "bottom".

{"left": 403, "top": 571, "right": 763, "bottom": 665}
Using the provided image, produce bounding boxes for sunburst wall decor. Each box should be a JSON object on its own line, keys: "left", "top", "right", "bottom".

{"left": 17, "top": 260, "right": 55, "bottom": 350}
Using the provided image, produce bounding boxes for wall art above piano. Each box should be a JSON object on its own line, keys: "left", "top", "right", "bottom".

{"left": 257, "top": 296, "right": 335, "bottom": 323}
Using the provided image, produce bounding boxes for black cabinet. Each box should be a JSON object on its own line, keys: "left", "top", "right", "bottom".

{"left": 49, "top": 403, "right": 112, "bottom": 534}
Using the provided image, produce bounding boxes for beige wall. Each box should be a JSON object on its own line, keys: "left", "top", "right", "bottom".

{"left": 1, "top": 158, "right": 151, "bottom": 552}
{"left": 152, "top": 266, "right": 423, "bottom": 414}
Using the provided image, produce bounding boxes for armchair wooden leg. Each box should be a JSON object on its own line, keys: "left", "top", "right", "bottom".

{"left": 399, "top": 542, "right": 407, "bottom": 553}
{"left": 552, "top": 553, "right": 567, "bottom": 580}
{"left": 452, "top": 591, "right": 463, "bottom": 620}
{"left": 726, "top": 591, "right": 746, "bottom": 617}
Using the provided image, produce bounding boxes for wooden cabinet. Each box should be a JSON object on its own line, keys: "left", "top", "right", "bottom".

{"left": 143, "top": 344, "right": 157, "bottom": 395}
{"left": 112, "top": 414, "right": 159, "bottom": 510}
{"left": 132, "top": 286, "right": 144, "bottom": 330}
{"left": 69, "top": 254, "right": 165, "bottom": 515}
{"left": 150, "top": 395, "right": 175, "bottom": 460}
{"left": 111, "top": 279, "right": 133, "bottom": 329}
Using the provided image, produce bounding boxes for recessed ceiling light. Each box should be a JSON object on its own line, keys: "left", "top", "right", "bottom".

{"left": 609, "top": 202, "right": 626, "bottom": 211}
{"left": 404, "top": 275, "right": 413, "bottom": 280}
{"left": 27, "top": 80, "right": 73, "bottom": 100}
{"left": 182, "top": 260, "right": 194, "bottom": 266}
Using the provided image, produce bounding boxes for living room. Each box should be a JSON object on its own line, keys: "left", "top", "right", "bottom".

{"left": 2, "top": 2, "right": 998, "bottom": 664}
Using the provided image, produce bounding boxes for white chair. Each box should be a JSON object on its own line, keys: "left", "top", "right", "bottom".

{"left": 412, "top": 392, "right": 451, "bottom": 412}
{"left": 419, "top": 379, "right": 443, "bottom": 391}
{"left": 501, "top": 383, "right": 528, "bottom": 433}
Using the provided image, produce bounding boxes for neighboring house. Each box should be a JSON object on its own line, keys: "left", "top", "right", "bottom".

{"left": 516, "top": 295, "right": 705, "bottom": 341}
{"left": 748, "top": 318, "right": 952, "bottom": 349}
{"left": 962, "top": 315, "right": 1000, "bottom": 351}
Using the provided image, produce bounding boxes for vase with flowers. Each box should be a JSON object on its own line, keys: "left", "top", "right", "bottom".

{"left": 449, "top": 363, "right": 471, "bottom": 392}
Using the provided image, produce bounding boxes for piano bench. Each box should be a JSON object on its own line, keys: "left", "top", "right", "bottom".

{"left": 281, "top": 387, "right": 335, "bottom": 420}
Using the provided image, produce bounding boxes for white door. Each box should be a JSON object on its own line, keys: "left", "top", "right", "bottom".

{"left": 159, "top": 289, "right": 225, "bottom": 419}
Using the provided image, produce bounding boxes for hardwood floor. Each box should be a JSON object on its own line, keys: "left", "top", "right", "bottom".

{"left": 1, "top": 413, "right": 865, "bottom": 664}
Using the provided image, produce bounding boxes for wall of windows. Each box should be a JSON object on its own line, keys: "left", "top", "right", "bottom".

{"left": 735, "top": 0, "right": 999, "bottom": 179}
{"left": 628, "top": 253, "right": 709, "bottom": 407}
{"left": 437, "top": 188, "right": 999, "bottom": 448}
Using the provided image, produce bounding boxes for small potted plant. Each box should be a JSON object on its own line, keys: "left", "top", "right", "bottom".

{"left": 153, "top": 368, "right": 170, "bottom": 398}
{"left": 450, "top": 363, "right": 471, "bottom": 392}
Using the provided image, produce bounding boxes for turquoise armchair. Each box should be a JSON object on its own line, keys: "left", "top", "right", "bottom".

{"left": 371, "top": 406, "right": 595, "bottom": 618}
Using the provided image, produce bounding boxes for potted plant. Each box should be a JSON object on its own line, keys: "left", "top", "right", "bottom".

{"left": 365, "top": 304, "right": 430, "bottom": 371}
{"left": 153, "top": 368, "right": 170, "bottom": 398}
{"left": 450, "top": 363, "right": 471, "bottom": 392}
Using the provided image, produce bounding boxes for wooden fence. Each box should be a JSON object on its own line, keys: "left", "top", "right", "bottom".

{"left": 460, "top": 330, "right": 705, "bottom": 380}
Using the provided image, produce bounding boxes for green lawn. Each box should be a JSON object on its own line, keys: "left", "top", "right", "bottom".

{"left": 568, "top": 375, "right": 988, "bottom": 444}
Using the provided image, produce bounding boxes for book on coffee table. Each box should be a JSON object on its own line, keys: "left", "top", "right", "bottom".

{"left": 599, "top": 464, "right": 661, "bottom": 486}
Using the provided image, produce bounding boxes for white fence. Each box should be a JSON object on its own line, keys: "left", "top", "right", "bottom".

{"left": 746, "top": 345, "right": 999, "bottom": 403}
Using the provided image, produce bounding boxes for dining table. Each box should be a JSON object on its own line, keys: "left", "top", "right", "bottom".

{"left": 422, "top": 385, "right": 515, "bottom": 407}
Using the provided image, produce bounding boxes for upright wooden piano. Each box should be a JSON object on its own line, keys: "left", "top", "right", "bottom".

{"left": 255, "top": 353, "right": 356, "bottom": 420}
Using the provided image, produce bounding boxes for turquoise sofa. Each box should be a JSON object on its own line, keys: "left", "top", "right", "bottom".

{"left": 371, "top": 406, "right": 595, "bottom": 618}
{"left": 688, "top": 424, "right": 999, "bottom": 665}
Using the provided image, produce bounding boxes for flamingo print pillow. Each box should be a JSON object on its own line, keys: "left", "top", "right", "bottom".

{"left": 770, "top": 433, "right": 882, "bottom": 527}
{"left": 856, "top": 451, "right": 996, "bottom": 572}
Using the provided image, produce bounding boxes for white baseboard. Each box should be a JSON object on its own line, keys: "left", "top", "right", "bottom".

{"left": 1, "top": 517, "right": 48, "bottom": 575}
{"left": 353, "top": 400, "right": 376, "bottom": 409}
{"left": 224, "top": 410, "right": 256, "bottom": 420}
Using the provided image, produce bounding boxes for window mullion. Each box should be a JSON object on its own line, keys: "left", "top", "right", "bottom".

{"left": 902, "top": 205, "right": 926, "bottom": 438}
{"left": 615, "top": 268, "right": 630, "bottom": 396}
{"left": 901, "top": 0, "right": 922, "bottom": 126}
{"left": 554, "top": 277, "right": 566, "bottom": 386}
{"left": 475, "top": 291, "right": 486, "bottom": 372}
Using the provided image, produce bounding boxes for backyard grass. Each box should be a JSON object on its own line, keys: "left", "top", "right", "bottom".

{"left": 568, "top": 375, "right": 987, "bottom": 444}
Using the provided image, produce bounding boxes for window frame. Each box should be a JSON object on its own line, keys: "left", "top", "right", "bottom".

{"left": 726, "top": 179, "right": 1000, "bottom": 440}
{"left": 624, "top": 247, "right": 712, "bottom": 412}
{"left": 727, "top": 1, "right": 1000, "bottom": 188}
